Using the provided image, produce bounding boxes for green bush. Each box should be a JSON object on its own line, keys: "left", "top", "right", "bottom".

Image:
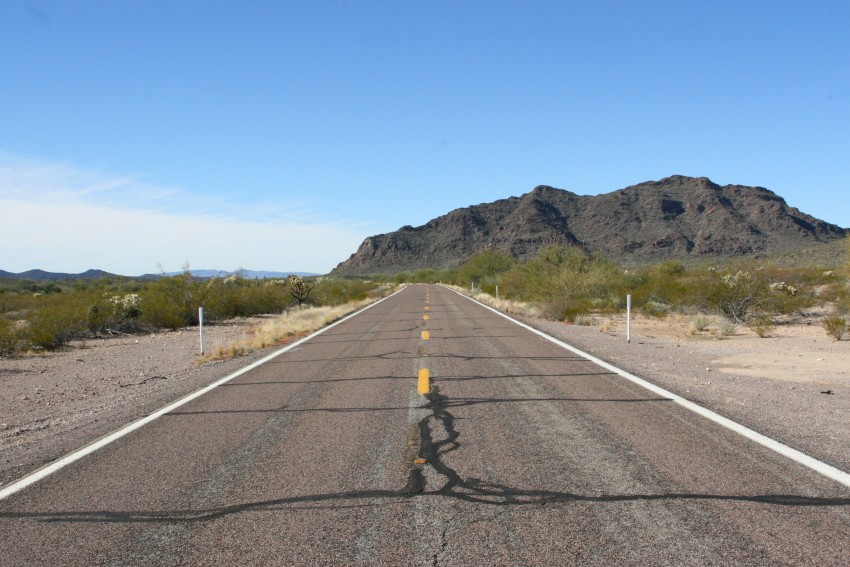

{"left": 310, "top": 278, "right": 372, "bottom": 306}
{"left": 458, "top": 250, "right": 514, "bottom": 286}
{"left": 642, "top": 300, "right": 670, "bottom": 318}
{"left": 140, "top": 274, "right": 199, "bottom": 329}
{"left": 501, "top": 246, "right": 623, "bottom": 318}
{"left": 25, "top": 294, "right": 89, "bottom": 349}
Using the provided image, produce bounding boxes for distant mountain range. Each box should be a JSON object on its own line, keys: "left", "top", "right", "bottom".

{"left": 0, "top": 268, "right": 318, "bottom": 282}
{"left": 160, "top": 270, "right": 318, "bottom": 279}
{"left": 332, "top": 175, "right": 849, "bottom": 275}
{"left": 0, "top": 269, "right": 118, "bottom": 281}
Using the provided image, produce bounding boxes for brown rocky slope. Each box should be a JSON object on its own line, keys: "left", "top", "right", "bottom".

{"left": 332, "top": 175, "right": 848, "bottom": 275}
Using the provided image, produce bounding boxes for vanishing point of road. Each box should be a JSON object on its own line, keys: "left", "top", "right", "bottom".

{"left": 1, "top": 285, "right": 849, "bottom": 565}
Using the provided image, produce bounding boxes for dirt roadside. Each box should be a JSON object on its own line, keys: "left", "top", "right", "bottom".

{"left": 2, "top": 308, "right": 849, "bottom": 490}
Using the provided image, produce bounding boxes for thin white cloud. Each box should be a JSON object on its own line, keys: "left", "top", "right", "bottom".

{"left": 0, "top": 152, "right": 369, "bottom": 275}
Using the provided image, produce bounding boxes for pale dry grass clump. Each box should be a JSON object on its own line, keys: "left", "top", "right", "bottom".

{"left": 202, "top": 299, "right": 375, "bottom": 361}
{"left": 713, "top": 317, "right": 736, "bottom": 337}
{"left": 574, "top": 314, "right": 593, "bottom": 326}
{"left": 687, "top": 314, "right": 711, "bottom": 335}
{"left": 598, "top": 318, "right": 616, "bottom": 333}
{"left": 472, "top": 292, "right": 543, "bottom": 318}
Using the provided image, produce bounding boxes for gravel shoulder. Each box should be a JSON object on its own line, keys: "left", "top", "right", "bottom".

{"left": 2, "top": 308, "right": 849, "bottom": 490}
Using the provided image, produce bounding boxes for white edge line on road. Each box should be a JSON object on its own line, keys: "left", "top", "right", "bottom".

{"left": 446, "top": 286, "right": 850, "bottom": 489}
{"left": 0, "top": 286, "right": 407, "bottom": 502}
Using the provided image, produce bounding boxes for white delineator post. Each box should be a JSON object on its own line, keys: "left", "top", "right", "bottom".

{"left": 626, "top": 294, "right": 631, "bottom": 344}
{"left": 199, "top": 307, "right": 205, "bottom": 354}
{"left": 496, "top": 285, "right": 499, "bottom": 300}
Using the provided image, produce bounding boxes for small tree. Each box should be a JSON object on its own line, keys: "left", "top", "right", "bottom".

{"left": 287, "top": 275, "right": 314, "bottom": 306}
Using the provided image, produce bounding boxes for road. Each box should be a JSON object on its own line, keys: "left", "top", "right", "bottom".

{"left": 1, "top": 284, "right": 849, "bottom": 565}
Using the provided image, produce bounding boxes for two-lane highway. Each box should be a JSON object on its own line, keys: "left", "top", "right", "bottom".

{"left": 1, "top": 285, "right": 849, "bottom": 565}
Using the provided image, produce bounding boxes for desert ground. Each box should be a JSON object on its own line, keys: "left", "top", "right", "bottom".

{"left": 2, "top": 307, "right": 848, "bottom": 489}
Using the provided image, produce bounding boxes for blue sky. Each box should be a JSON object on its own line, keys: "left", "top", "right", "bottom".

{"left": 1, "top": 1, "right": 848, "bottom": 275}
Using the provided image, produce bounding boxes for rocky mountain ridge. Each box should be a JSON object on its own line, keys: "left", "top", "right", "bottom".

{"left": 332, "top": 175, "right": 848, "bottom": 275}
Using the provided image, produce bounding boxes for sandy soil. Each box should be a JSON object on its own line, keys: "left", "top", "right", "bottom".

{"left": 2, "top": 308, "right": 848, "bottom": 490}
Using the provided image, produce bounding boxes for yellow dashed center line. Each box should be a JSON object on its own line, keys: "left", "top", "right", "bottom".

{"left": 423, "top": 314, "right": 429, "bottom": 321}
{"left": 417, "top": 368, "right": 431, "bottom": 394}
{"left": 421, "top": 330, "right": 430, "bottom": 340}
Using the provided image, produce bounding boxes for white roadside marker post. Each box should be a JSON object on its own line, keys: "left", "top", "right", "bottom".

{"left": 626, "top": 294, "right": 631, "bottom": 344}
{"left": 199, "top": 307, "right": 205, "bottom": 354}
{"left": 496, "top": 285, "right": 499, "bottom": 300}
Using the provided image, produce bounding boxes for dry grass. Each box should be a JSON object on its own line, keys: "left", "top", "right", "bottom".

{"left": 470, "top": 292, "right": 543, "bottom": 318}
{"left": 442, "top": 284, "right": 542, "bottom": 317}
{"left": 199, "top": 299, "right": 376, "bottom": 362}
{"left": 687, "top": 314, "right": 711, "bottom": 335}
{"left": 574, "top": 314, "right": 593, "bottom": 326}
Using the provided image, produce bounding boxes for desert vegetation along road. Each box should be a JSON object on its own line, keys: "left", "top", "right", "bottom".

{"left": 1, "top": 285, "right": 849, "bottom": 565}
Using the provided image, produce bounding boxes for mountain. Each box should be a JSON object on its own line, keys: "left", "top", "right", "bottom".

{"left": 332, "top": 175, "right": 849, "bottom": 275}
{"left": 161, "top": 270, "right": 319, "bottom": 279}
{"left": 0, "top": 268, "right": 318, "bottom": 282}
{"left": 0, "top": 269, "right": 118, "bottom": 281}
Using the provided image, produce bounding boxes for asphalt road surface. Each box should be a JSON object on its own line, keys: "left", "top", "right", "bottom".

{"left": 1, "top": 285, "right": 849, "bottom": 566}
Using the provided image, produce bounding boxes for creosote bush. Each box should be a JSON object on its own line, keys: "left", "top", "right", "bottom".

{"left": 746, "top": 311, "right": 776, "bottom": 338}
{"left": 822, "top": 316, "right": 847, "bottom": 341}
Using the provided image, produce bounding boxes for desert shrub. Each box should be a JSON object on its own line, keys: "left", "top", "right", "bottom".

{"left": 86, "top": 292, "right": 145, "bottom": 333}
{"left": 410, "top": 268, "right": 438, "bottom": 283}
{"left": 714, "top": 318, "right": 736, "bottom": 337}
{"left": 746, "top": 311, "right": 775, "bottom": 338}
{"left": 697, "top": 262, "right": 822, "bottom": 322}
{"left": 541, "top": 296, "right": 590, "bottom": 322}
{"left": 0, "top": 317, "right": 17, "bottom": 355}
{"left": 700, "top": 268, "right": 774, "bottom": 323}
{"left": 310, "top": 278, "right": 373, "bottom": 306}
{"left": 502, "top": 246, "right": 623, "bottom": 320}
{"left": 458, "top": 250, "right": 514, "bottom": 286}
{"left": 642, "top": 300, "right": 670, "bottom": 318}
{"left": 598, "top": 318, "right": 615, "bottom": 333}
{"left": 628, "top": 260, "right": 689, "bottom": 310}
{"left": 688, "top": 314, "right": 711, "bottom": 335}
{"left": 140, "top": 274, "right": 201, "bottom": 329}
{"left": 822, "top": 316, "right": 847, "bottom": 341}
{"left": 25, "top": 294, "right": 90, "bottom": 348}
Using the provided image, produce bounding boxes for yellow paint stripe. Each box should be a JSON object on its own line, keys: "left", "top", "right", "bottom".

{"left": 421, "top": 330, "right": 430, "bottom": 340}
{"left": 423, "top": 314, "right": 429, "bottom": 321}
{"left": 417, "top": 368, "right": 430, "bottom": 394}
{"left": 424, "top": 306, "right": 430, "bottom": 311}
